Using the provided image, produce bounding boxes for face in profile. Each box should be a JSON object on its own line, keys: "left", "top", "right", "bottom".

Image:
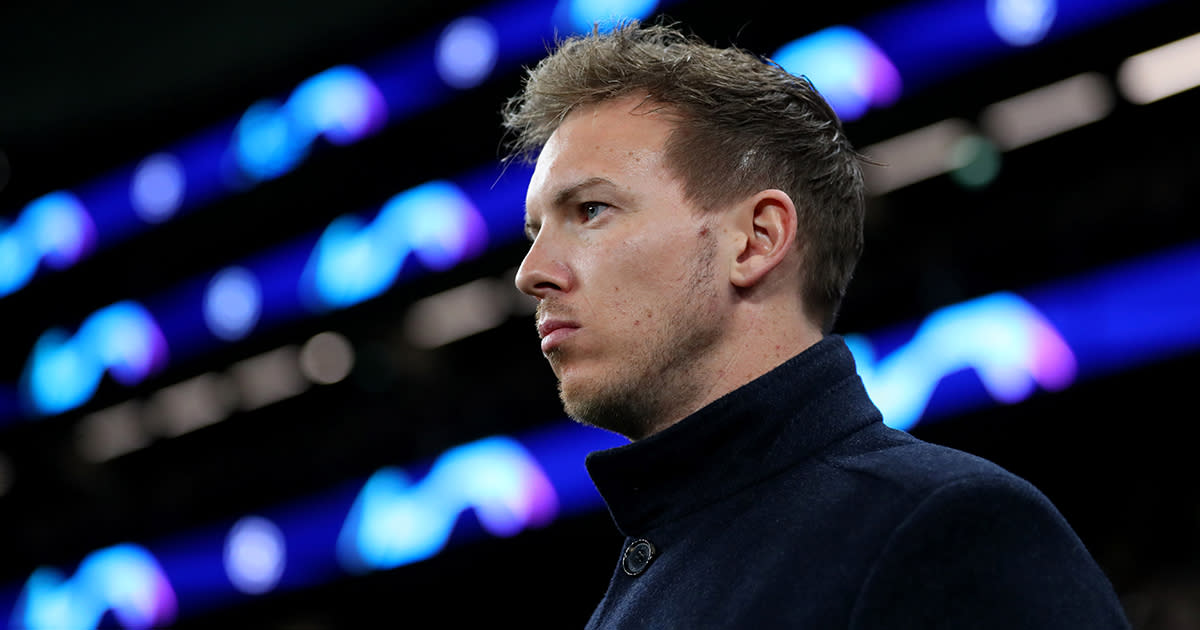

{"left": 515, "top": 95, "right": 732, "bottom": 439}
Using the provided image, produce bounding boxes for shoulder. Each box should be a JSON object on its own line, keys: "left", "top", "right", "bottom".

{"left": 821, "top": 422, "right": 1027, "bottom": 497}
{"left": 832, "top": 427, "right": 1130, "bottom": 629}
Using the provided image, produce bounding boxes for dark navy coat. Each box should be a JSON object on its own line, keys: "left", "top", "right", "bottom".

{"left": 583, "top": 336, "right": 1130, "bottom": 629}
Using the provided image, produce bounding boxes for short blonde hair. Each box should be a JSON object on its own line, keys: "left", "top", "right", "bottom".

{"left": 502, "top": 22, "right": 866, "bottom": 332}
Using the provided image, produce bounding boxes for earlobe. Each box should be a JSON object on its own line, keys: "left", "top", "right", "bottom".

{"left": 729, "top": 189, "right": 798, "bottom": 289}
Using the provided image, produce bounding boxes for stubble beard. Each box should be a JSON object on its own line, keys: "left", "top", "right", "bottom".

{"left": 552, "top": 233, "right": 723, "bottom": 440}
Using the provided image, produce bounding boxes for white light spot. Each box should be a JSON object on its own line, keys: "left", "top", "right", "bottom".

{"left": 404, "top": 279, "right": 508, "bottom": 348}
{"left": 1118, "top": 32, "right": 1200, "bottom": 105}
{"left": 980, "top": 72, "right": 1113, "bottom": 150}
{"left": 988, "top": 0, "right": 1056, "bottom": 47}
{"left": 131, "top": 153, "right": 186, "bottom": 223}
{"left": 299, "top": 331, "right": 355, "bottom": 385}
{"left": 860, "top": 119, "right": 971, "bottom": 195}
{"left": 224, "top": 516, "right": 286, "bottom": 595}
{"left": 204, "top": 266, "right": 262, "bottom": 342}
{"left": 230, "top": 346, "right": 308, "bottom": 410}
{"left": 76, "top": 402, "right": 150, "bottom": 462}
{"left": 435, "top": 17, "right": 499, "bottom": 89}
{"left": 145, "top": 373, "right": 238, "bottom": 437}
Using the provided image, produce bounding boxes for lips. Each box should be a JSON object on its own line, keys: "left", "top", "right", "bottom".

{"left": 537, "top": 318, "right": 579, "bottom": 353}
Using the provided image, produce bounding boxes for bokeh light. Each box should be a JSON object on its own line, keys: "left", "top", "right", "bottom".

{"left": 224, "top": 516, "right": 287, "bottom": 595}
{"left": 204, "top": 266, "right": 263, "bottom": 342}
{"left": 436, "top": 17, "right": 500, "bottom": 89}
{"left": 131, "top": 153, "right": 186, "bottom": 223}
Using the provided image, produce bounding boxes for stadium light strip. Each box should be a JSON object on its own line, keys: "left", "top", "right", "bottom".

{"left": 0, "top": 422, "right": 626, "bottom": 629}
{"left": 0, "top": 0, "right": 672, "bottom": 302}
{"left": 850, "top": 242, "right": 1200, "bottom": 430}
{"left": 0, "top": 161, "right": 532, "bottom": 425}
{"left": 0, "top": 0, "right": 1169, "bottom": 301}
{"left": 3, "top": 234, "right": 1200, "bottom": 627}
{"left": 1117, "top": 29, "right": 1200, "bottom": 103}
{"left": 4, "top": 29, "right": 1197, "bottom": 427}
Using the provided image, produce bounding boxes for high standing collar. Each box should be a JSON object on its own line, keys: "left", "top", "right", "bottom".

{"left": 585, "top": 335, "right": 882, "bottom": 536}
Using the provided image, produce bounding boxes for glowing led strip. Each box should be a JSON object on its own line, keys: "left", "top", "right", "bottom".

{"left": 0, "top": 0, "right": 670, "bottom": 301}
{"left": 3, "top": 239, "right": 1200, "bottom": 627}
{"left": 5, "top": 43, "right": 1191, "bottom": 425}
{"left": 0, "top": 164, "right": 532, "bottom": 424}
{"left": 0, "top": 0, "right": 1169, "bottom": 301}
{"left": 0, "top": 424, "right": 622, "bottom": 629}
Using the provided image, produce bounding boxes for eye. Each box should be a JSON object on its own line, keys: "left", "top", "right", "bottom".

{"left": 581, "top": 202, "right": 609, "bottom": 222}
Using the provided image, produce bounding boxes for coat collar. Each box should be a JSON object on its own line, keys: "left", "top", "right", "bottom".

{"left": 585, "top": 335, "right": 882, "bottom": 535}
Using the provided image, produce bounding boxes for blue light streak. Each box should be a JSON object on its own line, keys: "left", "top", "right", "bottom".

{"left": 558, "top": 0, "right": 661, "bottom": 33}
{"left": 0, "top": 0, "right": 670, "bottom": 302}
{"left": 336, "top": 436, "right": 559, "bottom": 573}
{"left": 230, "top": 66, "right": 388, "bottom": 182}
{"left": 771, "top": 26, "right": 902, "bottom": 122}
{"left": 848, "top": 291, "right": 1077, "bottom": 431}
{"left": 6, "top": 152, "right": 1200, "bottom": 427}
{"left": 0, "top": 192, "right": 94, "bottom": 297}
{"left": 849, "top": 242, "right": 1200, "bottom": 428}
{"left": 2, "top": 233, "right": 1199, "bottom": 624}
{"left": 19, "top": 301, "right": 169, "bottom": 417}
{"left": 855, "top": 0, "right": 1167, "bottom": 94}
{"left": 0, "top": 424, "right": 622, "bottom": 628}
{"left": 0, "top": 0, "right": 1162, "bottom": 301}
{"left": 9, "top": 543, "right": 177, "bottom": 630}
{"left": 5, "top": 165, "right": 528, "bottom": 424}
{"left": 298, "top": 180, "right": 488, "bottom": 311}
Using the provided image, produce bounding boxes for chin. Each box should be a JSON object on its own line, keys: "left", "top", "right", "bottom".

{"left": 557, "top": 374, "right": 597, "bottom": 411}
{"left": 559, "top": 376, "right": 653, "bottom": 439}
{"left": 550, "top": 355, "right": 596, "bottom": 395}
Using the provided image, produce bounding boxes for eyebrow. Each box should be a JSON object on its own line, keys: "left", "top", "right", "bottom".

{"left": 553, "top": 176, "right": 617, "bottom": 207}
{"left": 524, "top": 176, "right": 619, "bottom": 241}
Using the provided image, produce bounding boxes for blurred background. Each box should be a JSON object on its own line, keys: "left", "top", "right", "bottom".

{"left": 1, "top": 0, "right": 1198, "bottom": 627}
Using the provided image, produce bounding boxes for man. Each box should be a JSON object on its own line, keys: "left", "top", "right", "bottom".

{"left": 504, "top": 22, "right": 1130, "bottom": 629}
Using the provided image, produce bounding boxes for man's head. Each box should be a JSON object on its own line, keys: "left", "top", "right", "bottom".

{"left": 504, "top": 21, "right": 866, "bottom": 332}
{"left": 505, "top": 22, "right": 866, "bottom": 439}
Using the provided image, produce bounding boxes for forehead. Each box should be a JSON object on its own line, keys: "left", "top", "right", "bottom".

{"left": 526, "top": 97, "right": 677, "bottom": 207}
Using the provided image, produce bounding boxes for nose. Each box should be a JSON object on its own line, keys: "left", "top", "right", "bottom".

{"left": 515, "top": 232, "right": 572, "bottom": 299}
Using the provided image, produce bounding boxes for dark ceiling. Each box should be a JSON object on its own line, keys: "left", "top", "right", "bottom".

{"left": 1, "top": 0, "right": 1198, "bottom": 627}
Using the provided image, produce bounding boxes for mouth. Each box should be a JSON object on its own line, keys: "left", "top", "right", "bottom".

{"left": 538, "top": 318, "right": 580, "bottom": 354}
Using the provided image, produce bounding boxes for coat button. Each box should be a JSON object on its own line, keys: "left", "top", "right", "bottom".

{"left": 622, "top": 538, "right": 656, "bottom": 576}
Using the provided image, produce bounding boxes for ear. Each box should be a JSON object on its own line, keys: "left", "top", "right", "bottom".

{"left": 728, "top": 189, "right": 798, "bottom": 289}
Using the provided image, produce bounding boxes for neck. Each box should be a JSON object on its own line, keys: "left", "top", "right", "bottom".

{"left": 641, "top": 303, "right": 823, "bottom": 438}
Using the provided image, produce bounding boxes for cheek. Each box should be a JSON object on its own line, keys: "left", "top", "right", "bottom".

{"left": 599, "top": 242, "right": 665, "bottom": 295}
{"left": 581, "top": 227, "right": 699, "bottom": 316}
{"left": 615, "top": 263, "right": 690, "bottom": 330}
